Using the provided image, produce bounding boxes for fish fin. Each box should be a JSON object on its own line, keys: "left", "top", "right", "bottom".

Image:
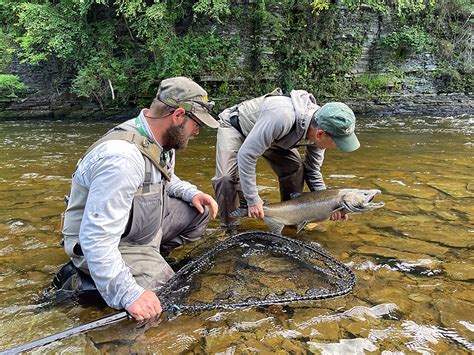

{"left": 296, "top": 221, "right": 308, "bottom": 234}
{"left": 331, "top": 206, "right": 345, "bottom": 214}
{"left": 229, "top": 207, "right": 247, "bottom": 218}
{"left": 289, "top": 192, "right": 308, "bottom": 200}
{"left": 264, "top": 217, "right": 284, "bottom": 235}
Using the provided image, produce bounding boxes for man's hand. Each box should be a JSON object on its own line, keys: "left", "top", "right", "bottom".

{"left": 248, "top": 201, "right": 264, "bottom": 219}
{"left": 329, "top": 210, "right": 348, "bottom": 221}
{"left": 127, "top": 290, "right": 162, "bottom": 321}
{"left": 192, "top": 192, "right": 218, "bottom": 218}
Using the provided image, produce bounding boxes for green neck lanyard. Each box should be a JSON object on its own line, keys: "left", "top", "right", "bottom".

{"left": 134, "top": 116, "right": 148, "bottom": 138}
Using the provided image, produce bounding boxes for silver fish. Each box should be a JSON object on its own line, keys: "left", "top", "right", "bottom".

{"left": 232, "top": 189, "right": 385, "bottom": 234}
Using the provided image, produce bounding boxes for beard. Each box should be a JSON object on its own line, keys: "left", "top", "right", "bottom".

{"left": 162, "top": 121, "right": 189, "bottom": 151}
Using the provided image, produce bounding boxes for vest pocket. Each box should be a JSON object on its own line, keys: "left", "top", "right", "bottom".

{"left": 121, "top": 191, "right": 163, "bottom": 245}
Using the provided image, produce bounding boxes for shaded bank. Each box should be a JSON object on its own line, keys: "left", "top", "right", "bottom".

{"left": 1, "top": 1, "right": 472, "bottom": 119}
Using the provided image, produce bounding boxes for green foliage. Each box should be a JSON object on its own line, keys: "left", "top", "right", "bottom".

{"left": 159, "top": 34, "right": 239, "bottom": 79}
{"left": 263, "top": 1, "right": 365, "bottom": 98}
{"left": 0, "top": 0, "right": 471, "bottom": 110}
{"left": 192, "top": 0, "right": 231, "bottom": 22}
{"left": 433, "top": 67, "right": 473, "bottom": 93}
{"left": 311, "top": 0, "right": 330, "bottom": 14}
{"left": 382, "top": 26, "right": 432, "bottom": 58}
{"left": 354, "top": 73, "right": 403, "bottom": 96}
{"left": 15, "top": 2, "right": 89, "bottom": 64}
{"left": 0, "top": 28, "right": 15, "bottom": 71}
{"left": 426, "top": 0, "right": 472, "bottom": 70}
{"left": 341, "top": 0, "right": 434, "bottom": 14}
{"left": 0, "top": 74, "right": 27, "bottom": 98}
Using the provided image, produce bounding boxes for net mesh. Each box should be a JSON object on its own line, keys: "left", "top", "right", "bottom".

{"left": 157, "top": 231, "right": 355, "bottom": 312}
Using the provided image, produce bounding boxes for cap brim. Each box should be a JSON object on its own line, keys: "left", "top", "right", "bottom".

{"left": 194, "top": 111, "right": 220, "bottom": 128}
{"left": 332, "top": 132, "right": 360, "bottom": 152}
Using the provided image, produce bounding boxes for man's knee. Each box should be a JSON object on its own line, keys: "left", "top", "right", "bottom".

{"left": 212, "top": 174, "right": 239, "bottom": 189}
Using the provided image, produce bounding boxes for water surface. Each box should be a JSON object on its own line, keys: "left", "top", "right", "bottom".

{"left": 0, "top": 115, "right": 472, "bottom": 353}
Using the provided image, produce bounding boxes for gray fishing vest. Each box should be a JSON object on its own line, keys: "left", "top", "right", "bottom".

{"left": 219, "top": 88, "right": 319, "bottom": 149}
{"left": 62, "top": 123, "right": 170, "bottom": 272}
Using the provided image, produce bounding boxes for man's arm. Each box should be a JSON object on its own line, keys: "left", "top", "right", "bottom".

{"left": 166, "top": 151, "right": 218, "bottom": 218}
{"left": 303, "top": 145, "right": 326, "bottom": 191}
{"left": 77, "top": 143, "right": 149, "bottom": 311}
{"left": 237, "top": 104, "right": 295, "bottom": 212}
{"left": 303, "top": 145, "right": 346, "bottom": 221}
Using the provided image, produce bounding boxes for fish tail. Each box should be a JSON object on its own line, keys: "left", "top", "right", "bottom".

{"left": 229, "top": 207, "right": 248, "bottom": 218}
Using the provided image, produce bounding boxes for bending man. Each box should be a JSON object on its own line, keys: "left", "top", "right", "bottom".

{"left": 62, "top": 77, "right": 219, "bottom": 320}
{"left": 212, "top": 88, "right": 359, "bottom": 227}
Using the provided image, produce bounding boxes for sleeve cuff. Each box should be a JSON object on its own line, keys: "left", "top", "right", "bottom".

{"left": 122, "top": 285, "right": 146, "bottom": 310}
{"left": 246, "top": 195, "right": 263, "bottom": 207}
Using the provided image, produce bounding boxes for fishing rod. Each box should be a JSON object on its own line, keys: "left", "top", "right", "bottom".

{"left": 0, "top": 311, "right": 129, "bottom": 354}
{"left": 0, "top": 302, "right": 182, "bottom": 354}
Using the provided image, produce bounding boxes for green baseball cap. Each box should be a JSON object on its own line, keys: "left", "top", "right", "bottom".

{"left": 157, "top": 77, "right": 220, "bottom": 128}
{"left": 314, "top": 102, "right": 360, "bottom": 152}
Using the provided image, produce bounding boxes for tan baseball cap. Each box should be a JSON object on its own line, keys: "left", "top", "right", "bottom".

{"left": 156, "top": 77, "right": 219, "bottom": 128}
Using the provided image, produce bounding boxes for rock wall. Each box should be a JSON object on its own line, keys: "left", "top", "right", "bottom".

{"left": 1, "top": 58, "right": 137, "bottom": 120}
{"left": 1, "top": 5, "right": 472, "bottom": 120}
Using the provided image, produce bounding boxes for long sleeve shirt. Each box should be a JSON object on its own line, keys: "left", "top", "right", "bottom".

{"left": 73, "top": 116, "right": 199, "bottom": 310}
{"left": 237, "top": 96, "right": 326, "bottom": 206}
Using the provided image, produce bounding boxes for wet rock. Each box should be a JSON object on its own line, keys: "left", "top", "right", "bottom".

{"left": 87, "top": 317, "right": 145, "bottom": 345}
{"left": 204, "top": 332, "right": 244, "bottom": 353}
{"left": 307, "top": 321, "right": 341, "bottom": 341}
{"left": 341, "top": 318, "right": 375, "bottom": 339}
{"left": 309, "top": 337, "right": 378, "bottom": 353}
{"left": 451, "top": 289, "right": 473, "bottom": 303}
{"left": 246, "top": 256, "right": 296, "bottom": 273}
{"left": 433, "top": 298, "right": 474, "bottom": 330}
{"left": 374, "top": 180, "right": 439, "bottom": 199}
{"left": 426, "top": 180, "right": 474, "bottom": 198}
{"left": 442, "top": 262, "right": 474, "bottom": 281}
{"left": 356, "top": 245, "right": 447, "bottom": 260}
{"left": 408, "top": 293, "right": 431, "bottom": 303}
{"left": 365, "top": 288, "right": 413, "bottom": 315}
{"left": 279, "top": 338, "right": 307, "bottom": 353}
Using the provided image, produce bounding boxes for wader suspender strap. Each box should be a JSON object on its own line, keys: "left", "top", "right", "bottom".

{"left": 143, "top": 158, "right": 152, "bottom": 193}
{"left": 229, "top": 114, "right": 244, "bottom": 136}
{"left": 78, "top": 131, "right": 171, "bottom": 181}
{"left": 229, "top": 87, "right": 284, "bottom": 137}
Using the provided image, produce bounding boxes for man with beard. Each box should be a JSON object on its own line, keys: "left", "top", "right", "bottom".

{"left": 60, "top": 77, "right": 219, "bottom": 320}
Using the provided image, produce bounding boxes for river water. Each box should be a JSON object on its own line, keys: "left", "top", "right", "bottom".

{"left": 0, "top": 115, "right": 472, "bottom": 353}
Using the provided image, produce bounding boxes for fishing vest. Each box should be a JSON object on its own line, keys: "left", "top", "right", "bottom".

{"left": 62, "top": 122, "right": 170, "bottom": 272}
{"left": 219, "top": 88, "right": 319, "bottom": 149}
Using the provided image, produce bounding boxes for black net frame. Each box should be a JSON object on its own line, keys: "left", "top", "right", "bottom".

{"left": 157, "top": 231, "right": 356, "bottom": 313}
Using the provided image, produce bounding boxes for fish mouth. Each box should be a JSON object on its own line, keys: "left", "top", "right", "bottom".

{"left": 344, "top": 189, "right": 385, "bottom": 212}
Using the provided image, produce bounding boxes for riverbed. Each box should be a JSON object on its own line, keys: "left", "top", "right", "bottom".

{"left": 0, "top": 115, "right": 472, "bottom": 353}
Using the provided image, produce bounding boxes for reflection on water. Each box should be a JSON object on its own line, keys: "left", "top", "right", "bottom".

{"left": 0, "top": 115, "right": 473, "bottom": 353}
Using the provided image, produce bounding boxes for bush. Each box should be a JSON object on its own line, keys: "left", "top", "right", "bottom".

{"left": 354, "top": 73, "right": 402, "bottom": 96}
{"left": 382, "top": 26, "right": 432, "bottom": 58}
{"left": 0, "top": 74, "right": 27, "bottom": 98}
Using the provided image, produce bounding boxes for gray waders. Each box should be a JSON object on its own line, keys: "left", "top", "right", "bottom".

{"left": 57, "top": 128, "right": 209, "bottom": 300}
{"left": 212, "top": 123, "right": 304, "bottom": 227}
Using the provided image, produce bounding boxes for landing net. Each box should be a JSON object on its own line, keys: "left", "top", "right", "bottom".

{"left": 157, "top": 231, "right": 355, "bottom": 312}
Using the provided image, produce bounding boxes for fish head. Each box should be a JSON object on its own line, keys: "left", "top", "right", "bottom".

{"left": 342, "top": 189, "right": 385, "bottom": 212}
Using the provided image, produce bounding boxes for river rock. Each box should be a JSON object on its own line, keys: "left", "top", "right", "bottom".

{"left": 356, "top": 245, "right": 447, "bottom": 261}
{"left": 442, "top": 262, "right": 474, "bottom": 281}
{"left": 309, "top": 337, "right": 378, "bottom": 353}
{"left": 364, "top": 288, "right": 413, "bottom": 315}
{"left": 426, "top": 179, "right": 474, "bottom": 198}
{"left": 433, "top": 297, "right": 474, "bottom": 329}
{"left": 374, "top": 180, "right": 439, "bottom": 199}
